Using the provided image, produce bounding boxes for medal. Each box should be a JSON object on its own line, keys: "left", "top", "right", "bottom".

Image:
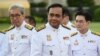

{"left": 63, "top": 36, "right": 69, "bottom": 40}
{"left": 47, "top": 35, "right": 52, "bottom": 41}
{"left": 11, "top": 34, "right": 14, "bottom": 40}
{"left": 74, "top": 40, "right": 79, "bottom": 45}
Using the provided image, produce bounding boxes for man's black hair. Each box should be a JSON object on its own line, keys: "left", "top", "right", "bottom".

{"left": 25, "top": 16, "right": 36, "bottom": 26}
{"left": 75, "top": 11, "right": 92, "bottom": 21}
{"left": 64, "top": 8, "right": 72, "bottom": 21}
{"left": 47, "top": 3, "right": 64, "bottom": 15}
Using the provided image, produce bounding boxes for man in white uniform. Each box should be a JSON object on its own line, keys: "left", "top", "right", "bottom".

{"left": 6, "top": 4, "right": 36, "bottom": 56}
{"left": 31, "top": 3, "right": 71, "bottom": 56}
{"left": 61, "top": 8, "right": 77, "bottom": 33}
{"left": 0, "top": 32, "right": 9, "bottom": 56}
{"left": 70, "top": 11, "right": 100, "bottom": 56}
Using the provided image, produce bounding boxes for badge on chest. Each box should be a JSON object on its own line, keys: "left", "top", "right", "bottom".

{"left": 47, "top": 35, "right": 52, "bottom": 41}
{"left": 10, "top": 34, "right": 14, "bottom": 40}
{"left": 74, "top": 40, "right": 79, "bottom": 45}
{"left": 88, "top": 40, "right": 95, "bottom": 43}
{"left": 63, "top": 36, "right": 69, "bottom": 40}
{"left": 21, "top": 35, "right": 28, "bottom": 39}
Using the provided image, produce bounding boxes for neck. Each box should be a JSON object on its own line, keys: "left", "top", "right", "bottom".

{"left": 79, "top": 29, "right": 88, "bottom": 34}
{"left": 50, "top": 25, "right": 59, "bottom": 29}
{"left": 49, "top": 23, "right": 59, "bottom": 29}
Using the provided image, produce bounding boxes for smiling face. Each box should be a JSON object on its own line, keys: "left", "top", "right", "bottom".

{"left": 48, "top": 7, "right": 63, "bottom": 29}
{"left": 75, "top": 15, "right": 90, "bottom": 33}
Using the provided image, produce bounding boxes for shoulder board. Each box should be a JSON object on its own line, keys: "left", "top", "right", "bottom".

{"left": 36, "top": 24, "right": 46, "bottom": 32}
{"left": 71, "top": 32, "right": 78, "bottom": 37}
{"left": 0, "top": 31, "right": 5, "bottom": 34}
{"left": 4, "top": 25, "right": 15, "bottom": 32}
{"left": 61, "top": 24, "right": 71, "bottom": 30}
{"left": 91, "top": 31, "right": 100, "bottom": 36}
{"left": 25, "top": 24, "right": 33, "bottom": 30}
{"left": 71, "top": 24, "right": 76, "bottom": 28}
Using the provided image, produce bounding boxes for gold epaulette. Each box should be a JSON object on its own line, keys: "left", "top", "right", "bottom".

{"left": 61, "top": 24, "right": 71, "bottom": 30}
{"left": 0, "top": 31, "right": 5, "bottom": 34}
{"left": 71, "top": 32, "right": 78, "bottom": 37}
{"left": 25, "top": 24, "right": 33, "bottom": 30}
{"left": 36, "top": 24, "right": 46, "bottom": 32}
{"left": 91, "top": 31, "right": 100, "bottom": 36}
{"left": 71, "top": 24, "right": 76, "bottom": 28}
{"left": 4, "top": 25, "right": 15, "bottom": 32}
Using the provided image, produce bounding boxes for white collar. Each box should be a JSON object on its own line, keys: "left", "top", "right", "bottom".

{"left": 15, "top": 21, "right": 27, "bottom": 30}
{"left": 46, "top": 22, "right": 62, "bottom": 32}
{"left": 78, "top": 29, "right": 91, "bottom": 37}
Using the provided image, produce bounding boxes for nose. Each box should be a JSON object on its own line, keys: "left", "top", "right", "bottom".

{"left": 13, "top": 17, "right": 17, "bottom": 20}
{"left": 52, "top": 16, "right": 57, "bottom": 20}
{"left": 13, "top": 17, "right": 18, "bottom": 21}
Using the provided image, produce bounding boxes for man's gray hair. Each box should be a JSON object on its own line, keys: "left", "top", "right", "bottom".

{"left": 9, "top": 4, "right": 25, "bottom": 14}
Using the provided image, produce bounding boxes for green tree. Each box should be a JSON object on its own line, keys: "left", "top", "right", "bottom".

{"left": 67, "top": 0, "right": 94, "bottom": 7}
{"left": 94, "top": 7, "right": 100, "bottom": 21}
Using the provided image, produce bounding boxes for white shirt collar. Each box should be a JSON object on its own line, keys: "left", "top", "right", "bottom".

{"left": 78, "top": 29, "right": 91, "bottom": 37}
{"left": 46, "top": 22, "right": 61, "bottom": 32}
{"left": 15, "top": 21, "right": 27, "bottom": 30}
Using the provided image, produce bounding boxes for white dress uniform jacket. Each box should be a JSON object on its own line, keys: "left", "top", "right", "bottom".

{"left": 31, "top": 23, "right": 72, "bottom": 56}
{"left": 70, "top": 30, "right": 100, "bottom": 56}
{"left": 6, "top": 21, "right": 36, "bottom": 56}
{"left": 0, "top": 33, "right": 9, "bottom": 56}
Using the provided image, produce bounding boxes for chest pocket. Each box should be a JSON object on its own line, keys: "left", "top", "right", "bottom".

{"left": 72, "top": 45, "right": 81, "bottom": 51}
{"left": 19, "top": 39, "right": 29, "bottom": 44}
{"left": 87, "top": 41, "right": 97, "bottom": 50}
{"left": 9, "top": 40, "right": 14, "bottom": 44}
{"left": 45, "top": 41, "right": 55, "bottom": 47}
{"left": 71, "top": 40, "right": 81, "bottom": 51}
{"left": 44, "top": 41, "right": 55, "bottom": 51}
{"left": 19, "top": 35, "right": 30, "bottom": 44}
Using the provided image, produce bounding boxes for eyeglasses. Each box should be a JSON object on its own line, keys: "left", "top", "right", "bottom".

{"left": 9, "top": 14, "right": 21, "bottom": 17}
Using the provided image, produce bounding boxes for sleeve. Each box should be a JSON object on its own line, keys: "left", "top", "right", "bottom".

{"left": 30, "top": 32, "right": 43, "bottom": 56}
{"left": 0, "top": 34, "right": 9, "bottom": 56}
{"left": 97, "top": 36, "right": 100, "bottom": 56}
